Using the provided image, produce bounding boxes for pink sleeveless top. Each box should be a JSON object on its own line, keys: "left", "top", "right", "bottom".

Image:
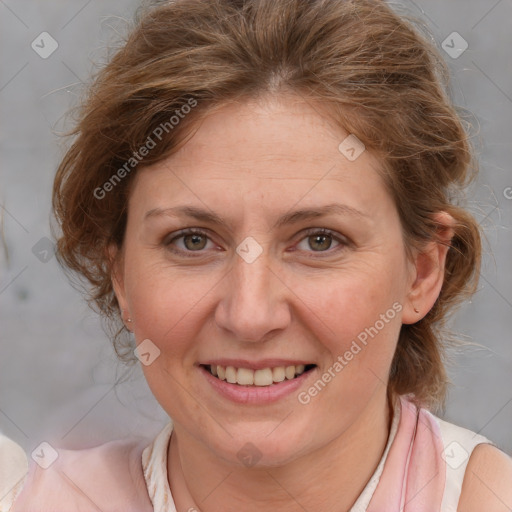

{"left": 6, "top": 395, "right": 492, "bottom": 511}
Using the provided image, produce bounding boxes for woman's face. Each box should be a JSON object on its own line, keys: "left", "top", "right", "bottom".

{"left": 113, "top": 95, "right": 419, "bottom": 466}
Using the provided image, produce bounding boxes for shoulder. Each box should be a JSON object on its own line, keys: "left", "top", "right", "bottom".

{"left": 0, "top": 434, "right": 28, "bottom": 512}
{"left": 457, "top": 443, "right": 512, "bottom": 512}
{"left": 11, "top": 436, "right": 153, "bottom": 512}
{"left": 419, "top": 405, "right": 511, "bottom": 511}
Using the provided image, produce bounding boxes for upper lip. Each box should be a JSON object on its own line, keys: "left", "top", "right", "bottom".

{"left": 199, "top": 359, "right": 315, "bottom": 370}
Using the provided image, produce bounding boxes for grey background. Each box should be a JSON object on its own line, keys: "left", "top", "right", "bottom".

{"left": 0, "top": 0, "right": 511, "bottom": 458}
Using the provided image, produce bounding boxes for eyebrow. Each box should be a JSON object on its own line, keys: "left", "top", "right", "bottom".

{"left": 144, "top": 203, "right": 368, "bottom": 228}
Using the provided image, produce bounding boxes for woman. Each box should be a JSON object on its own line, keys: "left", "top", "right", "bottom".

{"left": 4, "top": 0, "right": 512, "bottom": 510}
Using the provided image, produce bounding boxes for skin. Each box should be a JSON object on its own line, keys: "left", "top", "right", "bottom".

{"left": 111, "top": 93, "right": 463, "bottom": 512}
{"left": 458, "top": 444, "right": 512, "bottom": 511}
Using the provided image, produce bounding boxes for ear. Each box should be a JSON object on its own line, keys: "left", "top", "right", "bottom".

{"left": 402, "top": 211, "right": 455, "bottom": 324}
{"left": 108, "top": 243, "right": 130, "bottom": 321}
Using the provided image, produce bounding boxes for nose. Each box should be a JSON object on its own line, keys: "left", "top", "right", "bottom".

{"left": 214, "top": 250, "right": 291, "bottom": 343}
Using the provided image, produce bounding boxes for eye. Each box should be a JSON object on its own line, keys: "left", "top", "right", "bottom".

{"left": 164, "top": 227, "right": 348, "bottom": 257}
{"left": 164, "top": 228, "right": 216, "bottom": 254}
{"left": 295, "top": 228, "right": 346, "bottom": 253}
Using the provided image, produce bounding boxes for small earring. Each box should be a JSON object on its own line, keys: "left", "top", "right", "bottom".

{"left": 122, "top": 309, "right": 133, "bottom": 328}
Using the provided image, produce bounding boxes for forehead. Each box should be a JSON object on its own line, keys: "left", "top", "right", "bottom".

{"left": 129, "top": 95, "right": 392, "bottom": 221}
{"left": 161, "top": 96, "right": 364, "bottom": 177}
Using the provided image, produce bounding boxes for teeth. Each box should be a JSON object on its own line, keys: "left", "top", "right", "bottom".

{"left": 254, "top": 368, "right": 273, "bottom": 386}
{"left": 272, "top": 366, "right": 285, "bottom": 382}
{"left": 285, "top": 366, "right": 296, "bottom": 380}
{"left": 237, "top": 367, "right": 254, "bottom": 385}
{"left": 225, "top": 366, "right": 237, "bottom": 384}
{"left": 207, "top": 364, "right": 311, "bottom": 386}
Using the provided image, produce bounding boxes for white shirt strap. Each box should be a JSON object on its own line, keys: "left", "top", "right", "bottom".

{"left": 435, "top": 417, "right": 493, "bottom": 512}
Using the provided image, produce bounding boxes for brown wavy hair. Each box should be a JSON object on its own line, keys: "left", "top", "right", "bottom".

{"left": 52, "top": 0, "right": 481, "bottom": 409}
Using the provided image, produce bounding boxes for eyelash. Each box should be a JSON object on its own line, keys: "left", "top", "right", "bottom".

{"left": 164, "top": 227, "right": 349, "bottom": 258}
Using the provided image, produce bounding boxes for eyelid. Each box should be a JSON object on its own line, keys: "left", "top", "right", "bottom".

{"left": 299, "top": 227, "right": 346, "bottom": 241}
{"left": 163, "top": 227, "right": 211, "bottom": 245}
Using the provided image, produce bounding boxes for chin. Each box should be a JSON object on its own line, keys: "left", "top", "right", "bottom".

{"left": 203, "top": 420, "right": 313, "bottom": 468}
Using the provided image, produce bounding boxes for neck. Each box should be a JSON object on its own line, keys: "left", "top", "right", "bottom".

{"left": 168, "top": 390, "right": 392, "bottom": 512}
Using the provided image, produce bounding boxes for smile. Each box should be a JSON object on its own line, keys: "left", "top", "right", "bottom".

{"left": 203, "top": 364, "right": 316, "bottom": 386}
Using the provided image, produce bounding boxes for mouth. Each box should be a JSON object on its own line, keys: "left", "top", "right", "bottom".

{"left": 200, "top": 363, "right": 317, "bottom": 387}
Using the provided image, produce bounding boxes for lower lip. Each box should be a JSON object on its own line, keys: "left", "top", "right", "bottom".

{"left": 199, "top": 366, "right": 316, "bottom": 404}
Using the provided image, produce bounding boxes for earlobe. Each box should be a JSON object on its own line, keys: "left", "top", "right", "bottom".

{"left": 402, "top": 212, "right": 455, "bottom": 324}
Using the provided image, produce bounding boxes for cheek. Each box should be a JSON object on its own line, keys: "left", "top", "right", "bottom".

{"left": 125, "top": 263, "right": 212, "bottom": 412}
{"left": 123, "top": 255, "right": 228, "bottom": 369}
{"left": 295, "top": 265, "right": 402, "bottom": 341}
{"left": 287, "top": 265, "right": 405, "bottom": 401}
{"left": 295, "top": 278, "right": 402, "bottom": 412}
